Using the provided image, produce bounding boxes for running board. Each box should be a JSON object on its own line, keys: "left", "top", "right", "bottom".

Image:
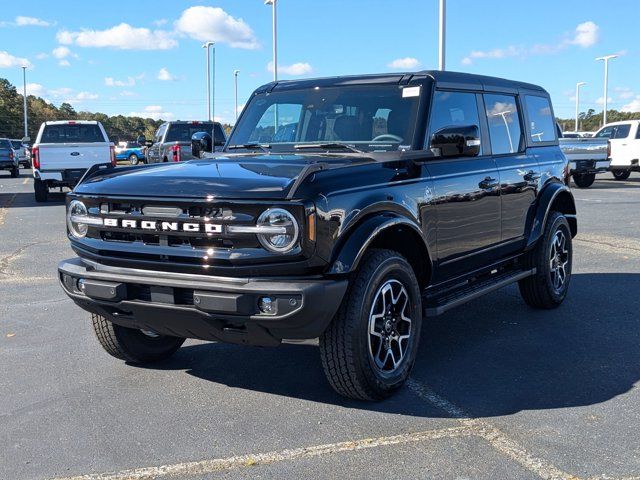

{"left": 424, "top": 268, "right": 536, "bottom": 317}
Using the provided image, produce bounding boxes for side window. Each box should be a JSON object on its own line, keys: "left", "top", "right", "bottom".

{"left": 613, "top": 124, "right": 631, "bottom": 139}
{"left": 596, "top": 126, "right": 613, "bottom": 138}
{"left": 484, "top": 94, "right": 523, "bottom": 154}
{"left": 525, "top": 95, "right": 556, "bottom": 142}
{"left": 428, "top": 91, "right": 482, "bottom": 154}
{"left": 636, "top": 125, "right": 640, "bottom": 139}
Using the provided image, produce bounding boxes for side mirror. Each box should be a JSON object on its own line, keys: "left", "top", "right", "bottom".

{"left": 191, "top": 132, "right": 212, "bottom": 159}
{"left": 430, "top": 125, "right": 481, "bottom": 157}
{"left": 144, "top": 140, "right": 153, "bottom": 147}
{"left": 21, "top": 136, "right": 30, "bottom": 144}
{"left": 136, "top": 135, "right": 146, "bottom": 146}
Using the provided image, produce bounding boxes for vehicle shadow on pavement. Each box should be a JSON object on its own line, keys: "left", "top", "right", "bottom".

{"left": 588, "top": 178, "right": 640, "bottom": 189}
{"left": 137, "top": 273, "right": 640, "bottom": 416}
{"left": 0, "top": 191, "right": 66, "bottom": 207}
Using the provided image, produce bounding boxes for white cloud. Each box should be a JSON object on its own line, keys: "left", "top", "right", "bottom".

{"left": 570, "top": 21, "right": 599, "bottom": 48}
{"left": 267, "top": 61, "right": 313, "bottom": 76}
{"left": 615, "top": 87, "right": 634, "bottom": 100}
{"left": 14, "top": 16, "right": 52, "bottom": 27}
{"left": 461, "top": 21, "right": 599, "bottom": 65}
{"left": 387, "top": 57, "right": 421, "bottom": 69}
{"left": 153, "top": 19, "right": 168, "bottom": 27}
{"left": 129, "top": 105, "right": 174, "bottom": 120}
{"left": 25, "top": 83, "right": 46, "bottom": 96}
{"left": 57, "top": 23, "right": 177, "bottom": 50}
{"left": 35, "top": 52, "right": 49, "bottom": 60}
{"left": 73, "top": 91, "right": 98, "bottom": 101}
{"left": 120, "top": 90, "right": 136, "bottom": 97}
{"left": 0, "top": 50, "right": 32, "bottom": 68}
{"left": 58, "top": 59, "right": 71, "bottom": 67}
{"left": 621, "top": 96, "right": 640, "bottom": 113}
{"left": 105, "top": 76, "right": 138, "bottom": 87}
{"left": 157, "top": 67, "right": 176, "bottom": 81}
{"left": 52, "top": 46, "right": 71, "bottom": 59}
{"left": 175, "top": 6, "right": 259, "bottom": 49}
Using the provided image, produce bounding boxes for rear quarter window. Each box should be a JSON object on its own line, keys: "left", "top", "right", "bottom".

{"left": 525, "top": 95, "right": 556, "bottom": 142}
{"left": 41, "top": 124, "right": 106, "bottom": 143}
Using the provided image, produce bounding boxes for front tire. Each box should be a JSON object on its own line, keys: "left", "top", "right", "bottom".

{"left": 34, "top": 178, "right": 48, "bottom": 202}
{"left": 10, "top": 166, "right": 19, "bottom": 178}
{"left": 518, "top": 211, "right": 572, "bottom": 309}
{"left": 572, "top": 173, "right": 595, "bottom": 188}
{"left": 612, "top": 170, "right": 631, "bottom": 180}
{"left": 319, "top": 249, "right": 423, "bottom": 401}
{"left": 91, "top": 314, "right": 185, "bottom": 364}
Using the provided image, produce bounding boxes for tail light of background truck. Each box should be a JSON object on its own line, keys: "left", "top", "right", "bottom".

{"left": 32, "top": 146, "right": 39, "bottom": 169}
{"left": 172, "top": 144, "right": 181, "bottom": 162}
{"left": 110, "top": 145, "right": 116, "bottom": 166}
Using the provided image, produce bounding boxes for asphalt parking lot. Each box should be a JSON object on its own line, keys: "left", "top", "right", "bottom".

{"left": 1, "top": 171, "right": 639, "bottom": 480}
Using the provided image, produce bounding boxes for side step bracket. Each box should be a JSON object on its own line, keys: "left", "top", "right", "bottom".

{"left": 424, "top": 268, "right": 536, "bottom": 317}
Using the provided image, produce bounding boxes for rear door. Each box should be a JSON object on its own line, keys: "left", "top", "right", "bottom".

{"left": 485, "top": 93, "right": 540, "bottom": 246}
{"left": 597, "top": 123, "right": 632, "bottom": 167}
{"left": 37, "top": 123, "right": 110, "bottom": 169}
{"left": 426, "top": 90, "right": 501, "bottom": 278}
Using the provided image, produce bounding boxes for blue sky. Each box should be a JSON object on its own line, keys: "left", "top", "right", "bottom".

{"left": 0, "top": 0, "right": 638, "bottom": 123}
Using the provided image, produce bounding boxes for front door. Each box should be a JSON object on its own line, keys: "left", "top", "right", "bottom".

{"left": 426, "top": 90, "right": 501, "bottom": 280}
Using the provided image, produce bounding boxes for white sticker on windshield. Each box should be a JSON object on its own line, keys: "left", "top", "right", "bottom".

{"left": 402, "top": 86, "right": 421, "bottom": 98}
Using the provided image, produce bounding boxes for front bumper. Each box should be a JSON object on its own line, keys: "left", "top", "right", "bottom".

{"left": 59, "top": 257, "right": 348, "bottom": 346}
{"left": 569, "top": 159, "right": 611, "bottom": 175}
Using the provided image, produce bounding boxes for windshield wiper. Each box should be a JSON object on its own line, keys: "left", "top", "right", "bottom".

{"left": 294, "top": 143, "right": 364, "bottom": 153}
{"left": 227, "top": 143, "right": 271, "bottom": 152}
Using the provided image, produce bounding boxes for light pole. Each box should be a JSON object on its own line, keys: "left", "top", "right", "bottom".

{"left": 265, "top": 0, "right": 277, "bottom": 81}
{"left": 596, "top": 54, "right": 618, "bottom": 126}
{"left": 575, "top": 82, "right": 586, "bottom": 132}
{"left": 234, "top": 70, "right": 240, "bottom": 122}
{"left": 21, "top": 65, "right": 28, "bottom": 140}
{"left": 438, "top": 0, "right": 446, "bottom": 70}
{"left": 202, "top": 41, "right": 215, "bottom": 122}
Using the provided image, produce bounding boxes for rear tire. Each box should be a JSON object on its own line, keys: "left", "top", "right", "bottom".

{"left": 91, "top": 314, "right": 185, "bottom": 364}
{"left": 319, "top": 249, "right": 423, "bottom": 401}
{"left": 612, "top": 170, "right": 631, "bottom": 180}
{"left": 10, "top": 166, "right": 19, "bottom": 178}
{"left": 572, "top": 173, "right": 595, "bottom": 188}
{"left": 34, "top": 178, "right": 48, "bottom": 202}
{"left": 128, "top": 153, "right": 139, "bottom": 165}
{"left": 518, "top": 211, "right": 572, "bottom": 309}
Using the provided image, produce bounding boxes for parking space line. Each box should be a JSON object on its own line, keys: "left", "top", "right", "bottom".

{"left": 407, "top": 379, "right": 578, "bottom": 480}
{"left": 22, "top": 177, "right": 29, "bottom": 184}
{"left": 50, "top": 425, "right": 476, "bottom": 480}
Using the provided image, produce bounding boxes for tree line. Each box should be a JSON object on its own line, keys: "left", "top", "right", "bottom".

{"left": 557, "top": 108, "right": 640, "bottom": 133}
{"left": 0, "top": 78, "right": 233, "bottom": 143}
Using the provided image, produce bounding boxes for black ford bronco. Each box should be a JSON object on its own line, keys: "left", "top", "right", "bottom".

{"left": 59, "top": 71, "right": 576, "bottom": 400}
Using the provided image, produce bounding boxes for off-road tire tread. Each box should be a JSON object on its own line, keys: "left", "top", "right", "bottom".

{"left": 319, "top": 249, "right": 418, "bottom": 401}
{"left": 518, "top": 211, "right": 570, "bottom": 309}
{"left": 572, "top": 173, "right": 595, "bottom": 188}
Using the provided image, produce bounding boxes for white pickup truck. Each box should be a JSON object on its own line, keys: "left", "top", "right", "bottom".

{"left": 31, "top": 120, "right": 115, "bottom": 202}
{"left": 593, "top": 120, "right": 640, "bottom": 180}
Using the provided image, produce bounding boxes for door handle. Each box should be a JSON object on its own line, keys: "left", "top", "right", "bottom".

{"left": 478, "top": 176, "right": 499, "bottom": 189}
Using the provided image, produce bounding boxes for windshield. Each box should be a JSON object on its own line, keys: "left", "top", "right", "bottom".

{"left": 10, "top": 141, "right": 22, "bottom": 149}
{"left": 165, "top": 123, "right": 226, "bottom": 145}
{"left": 41, "top": 124, "right": 105, "bottom": 143}
{"left": 228, "top": 84, "right": 422, "bottom": 152}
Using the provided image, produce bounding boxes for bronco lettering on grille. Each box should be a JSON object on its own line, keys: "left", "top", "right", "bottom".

{"left": 103, "top": 217, "right": 222, "bottom": 233}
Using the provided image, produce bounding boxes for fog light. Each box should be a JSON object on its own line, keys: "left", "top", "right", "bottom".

{"left": 258, "top": 296, "right": 275, "bottom": 314}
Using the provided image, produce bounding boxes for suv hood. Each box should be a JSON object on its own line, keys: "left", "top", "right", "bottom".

{"left": 74, "top": 154, "right": 363, "bottom": 199}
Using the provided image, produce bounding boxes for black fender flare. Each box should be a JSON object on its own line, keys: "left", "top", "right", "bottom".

{"left": 327, "top": 214, "right": 432, "bottom": 278}
{"left": 526, "top": 183, "right": 577, "bottom": 249}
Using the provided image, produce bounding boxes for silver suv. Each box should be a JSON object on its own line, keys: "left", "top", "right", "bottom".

{"left": 145, "top": 121, "right": 226, "bottom": 163}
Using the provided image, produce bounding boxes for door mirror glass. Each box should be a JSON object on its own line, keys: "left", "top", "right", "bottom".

{"left": 430, "top": 125, "right": 481, "bottom": 157}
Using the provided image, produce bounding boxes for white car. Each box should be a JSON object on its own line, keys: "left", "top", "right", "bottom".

{"left": 31, "top": 120, "right": 115, "bottom": 202}
{"left": 594, "top": 120, "right": 640, "bottom": 180}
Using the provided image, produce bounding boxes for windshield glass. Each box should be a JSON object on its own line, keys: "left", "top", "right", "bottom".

{"left": 41, "top": 124, "right": 105, "bottom": 143}
{"left": 10, "top": 141, "right": 22, "bottom": 149}
{"left": 165, "top": 123, "right": 226, "bottom": 144}
{"left": 228, "top": 84, "right": 422, "bottom": 152}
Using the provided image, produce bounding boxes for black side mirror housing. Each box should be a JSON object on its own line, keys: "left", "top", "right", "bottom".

{"left": 144, "top": 140, "right": 153, "bottom": 147}
{"left": 136, "top": 135, "right": 146, "bottom": 147}
{"left": 191, "top": 132, "right": 212, "bottom": 159}
{"left": 430, "top": 125, "right": 481, "bottom": 157}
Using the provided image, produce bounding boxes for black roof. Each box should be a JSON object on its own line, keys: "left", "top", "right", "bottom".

{"left": 258, "top": 70, "right": 547, "bottom": 95}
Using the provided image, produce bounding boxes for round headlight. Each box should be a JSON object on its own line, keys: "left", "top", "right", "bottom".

{"left": 67, "top": 200, "right": 89, "bottom": 238}
{"left": 257, "top": 208, "right": 299, "bottom": 253}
